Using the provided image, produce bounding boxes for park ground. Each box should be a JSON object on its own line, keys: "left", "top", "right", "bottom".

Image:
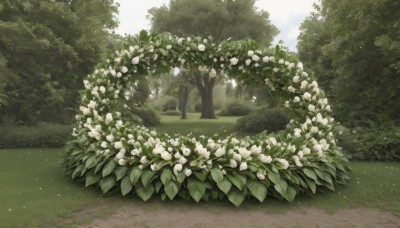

{"left": 1, "top": 114, "right": 400, "bottom": 227}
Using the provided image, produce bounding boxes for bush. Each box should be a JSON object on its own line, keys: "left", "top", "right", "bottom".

{"left": 131, "top": 107, "right": 160, "bottom": 126}
{"left": 161, "top": 96, "right": 178, "bottom": 112}
{"left": 343, "top": 122, "right": 400, "bottom": 161}
{"left": 162, "top": 110, "right": 181, "bottom": 116}
{"left": 194, "top": 103, "right": 202, "bottom": 112}
{"left": 235, "top": 107, "right": 289, "bottom": 133}
{"left": 0, "top": 122, "right": 73, "bottom": 148}
{"left": 218, "top": 101, "right": 253, "bottom": 116}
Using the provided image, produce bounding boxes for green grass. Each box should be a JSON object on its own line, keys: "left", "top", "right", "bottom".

{"left": 0, "top": 115, "right": 399, "bottom": 227}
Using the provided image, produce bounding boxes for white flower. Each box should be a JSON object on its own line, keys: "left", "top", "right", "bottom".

{"left": 209, "top": 69, "right": 217, "bottom": 78}
{"left": 101, "top": 141, "right": 108, "bottom": 148}
{"left": 288, "top": 86, "right": 295, "bottom": 93}
{"left": 99, "top": 86, "right": 106, "bottom": 94}
{"left": 308, "top": 104, "right": 316, "bottom": 112}
{"left": 245, "top": 59, "right": 252, "bottom": 65}
{"left": 106, "top": 134, "right": 114, "bottom": 142}
{"left": 260, "top": 154, "right": 272, "bottom": 164}
{"left": 114, "top": 141, "right": 124, "bottom": 149}
{"left": 293, "top": 76, "right": 300, "bottom": 83}
{"left": 166, "top": 45, "right": 172, "bottom": 50}
{"left": 182, "top": 147, "right": 191, "bottom": 156}
{"left": 81, "top": 107, "right": 90, "bottom": 115}
{"left": 302, "top": 92, "right": 311, "bottom": 100}
{"left": 230, "top": 57, "right": 238, "bottom": 65}
{"left": 178, "top": 156, "right": 188, "bottom": 164}
{"left": 173, "top": 164, "right": 183, "bottom": 174}
{"left": 132, "top": 56, "right": 140, "bottom": 64}
{"left": 250, "top": 145, "right": 261, "bottom": 154}
{"left": 161, "top": 151, "right": 172, "bottom": 160}
{"left": 293, "top": 155, "right": 303, "bottom": 167}
{"left": 276, "top": 158, "right": 289, "bottom": 169}
{"left": 294, "top": 96, "right": 300, "bottom": 103}
{"left": 297, "top": 62, "right": 304, "bottom": 70}
{"left": 215, "top": 147, "right": 226, "bottom": 157}
{"left": 247, "top": 50, "right": 254, "bottom": 57}
{"left": 115, "top": 58, "right": 121, "bottom": 63}
{"left": 140, "top": 156, "right": 149, "bottom": 164}
{"left": 184, "top": 168, "right": 192, "bottom": 177}
{"left": 257, "top": 172, "right": 265, "bottom": 180}
{"left": 131, "top": 149, "right": 140, "bottom": 156}
{"left": 198, "top": 44, "right": 206, "bottom": 51}
{"left": 118, "top": 159, "right": 127, "bottom": 165}
{"left": 177, "top": 38, "right": 184, "bottom": 44}
{"left": 110, "top": 70, "right": 116, "bottom": 77}
{"left": 251, "top": 55, "right": 260, "bottom": 62}
{"left": 279, "top": 59, "right": 285, "bottom": 64}
{"left": 262, "top": 56, "right": 270, "bottom": 62}
{"left": 105, "top": 113, "right": 113, "bottom": 124}
{"left": 229, "top": 159, "right": 237, "bottom": 168}
{"left": 273, "top": 67, "right": 279, "bottom": 72}
{"left": 116, "top": 152, "right": 125, "bottom": 159}
{"left": 121, "top": 66, "right": 128, "bottom": 73}
{"left": 239, "top": 162, "right": 248, "bottom": 171}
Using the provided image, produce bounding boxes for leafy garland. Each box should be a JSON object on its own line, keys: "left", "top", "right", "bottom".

{"left": 63, "top": 31, "right": 350, "bottom": 207}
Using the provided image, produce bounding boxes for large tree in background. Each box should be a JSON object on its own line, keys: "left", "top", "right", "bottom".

{"left": 0, "top": 0, "right": 118, "bottom": 124}
{"left": 148, "top": 0, "right": 278, "bottom": 118}
{"left": 297, "top": 0, "right": 400, "bottom": 126}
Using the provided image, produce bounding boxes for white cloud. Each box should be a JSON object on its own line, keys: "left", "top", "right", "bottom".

{"left": 115, "top": 0, "right": 317, "bottom": 51}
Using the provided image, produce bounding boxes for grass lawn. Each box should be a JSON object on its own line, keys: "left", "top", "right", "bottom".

{"left": 0, "top": 114, "right": 399, "bottom": 227}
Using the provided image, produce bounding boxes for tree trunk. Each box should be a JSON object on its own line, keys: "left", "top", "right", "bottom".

{"left": 180, "top": 85, "right": 189, "bottom": 119}
{"left": 195, "top": 72, "right": 216, "bottom": 119}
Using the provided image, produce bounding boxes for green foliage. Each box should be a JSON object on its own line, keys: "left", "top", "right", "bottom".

{"left": 0, "top": 122, "right": 73, "bottom": 148}
{"left": 161, "top": 110, "right": 181, "bottom": 116}
{"left": 298, "top": 0, "right": 400, "bottom": 125}
{"left": 161, "top": 96, "right": 178, "bottom": 112}
{"left": 218, "top": 101, "right": 254, "bottom": 116}
{"left": 342, "top": 122, "right": 400, "bottom": 161}
{"left": 235, "top": 107, "right": 289, "bottom": 133}
{"left": 131, "top": 107, "right": 160, "bottom": 127}
{"left": 0, "top": 0, "right": 119, "bottom": 125}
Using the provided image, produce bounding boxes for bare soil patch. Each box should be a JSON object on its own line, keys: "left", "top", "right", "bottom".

{"left": 76, "top": 203, "right": 400, "bottom": 228}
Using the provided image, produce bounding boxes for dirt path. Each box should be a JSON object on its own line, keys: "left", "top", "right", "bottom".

{"left": 76, "top": 203, "right": 400, "bottom": 228}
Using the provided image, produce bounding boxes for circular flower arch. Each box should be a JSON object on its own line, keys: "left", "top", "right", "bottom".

{"left": 63, "top": 31, "right": 350, "bottom": 207}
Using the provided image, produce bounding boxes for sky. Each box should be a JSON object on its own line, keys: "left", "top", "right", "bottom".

{"left": 115, "top": 0, "right": 317, "bottom": 52}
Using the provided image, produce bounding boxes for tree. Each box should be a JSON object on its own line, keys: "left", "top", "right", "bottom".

{"left": 148, "top": 0, "right": 278, "bottom": 118}
{"left": 297, "top": 0, "right": 400, "bottom": 126}
{"left": 0, "top": 0, "right": 119, "bottom": 124}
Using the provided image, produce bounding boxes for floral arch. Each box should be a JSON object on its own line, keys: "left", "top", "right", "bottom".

{"left": 63, "top": 31, "right": 350, "bottom": 207}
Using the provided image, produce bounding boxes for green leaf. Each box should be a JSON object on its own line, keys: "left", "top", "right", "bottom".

{"left": 72, "top": 165, "right": 83, "bottom": 179}
{"left": 85, "top": 174, "right": 101, "bottom": 187}
{"left": 129, "top": 167, "right": 143, "bottom": 185}
{"left": 305, "top": 178, "right": 317, "bottom": 194}
{"left": 274, "top": 179, "right": 288, "bottom": 198}
{"left": 227, "top": 188, "right": 246, "bottom": 207}
{"left": 141, "top": 170, "right": 156, "bottom": 189}
{"left": 102, "top": 159, "right": 116, "bottom": 177}
{"left": 268, "top": 172, "right": 281, "bottom": 184}
{"left": 303, "top": 168, "right": 317, "bottom": 180}
{"left": 115, "top": 166, "right": 129, "bottom": 181}
{"left": 175, "top": 171, "right": 186, "bottom": 184}
{"left": 121, "top": 176, "right": 132, "bottom": 196}
{"left": 227, "top": 173, "right": 246, "bottom": 191}
{"left": 284, "top": 186, "right": 296, "bottom": 202}
{"left": 194, "top": 171, "right": 208, "bottom": 182}
{"left": 247, "top": 180, "right": 268, "bottom": 202}
{"left": 85, "top": 156, "right": 96, "bottom": 169}
{"left": 161, "top": 169, "right": 172, "bottom": 185}
{"left": 155, "top": 181, "right": 163, "bottom": 193}
{"left": 135, "top": 182, "right": 154, "bottom": 201}
{"left": 99, "top": 176, "right": 116, "bottom": 193}
{"left": 159, "top": 48, "right": 167, "bottom": 56}
{"left": 211, "top": 168, "right": 223, "bottom": 184}
{"left": 188, "top": 179, "right": 207, "bottom": 202}
{"left": 164, "top": 181, "right": 180, "bottom": 200}
{"left": 217, "top": 177, "right": 232, "bottom": 195}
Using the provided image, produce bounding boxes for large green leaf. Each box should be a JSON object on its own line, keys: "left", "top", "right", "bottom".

{"left": 305, "top": 178, "right": 317, "bottom": 194}
{"left": 102, "top": 159, "right": 116, "bottom": 177}
{"left": 164, "top": 181, "right": 179, "bottom": 200}
{"left": 161, "top": 169, "right": 172, "bottom": 185}
{"left": 121, "top": 176, "right": 132, "bottom": 196}
{"left": 99, "top": 176, "right": 116, "bottom": 193}
{"left": 284, "top": 186, "right": 296, "bottom": 202}
{"left": 303, "top": 168, "right": 317, "bottom": 180}
{"left": 268, "top": 172, "right": 281, "bottom": 184}
{"left": 141, "top": 170, "right": 157, "bottom": 189}
{"left": 211, "top": 168, "right": 223, "bottom": 184}
{"left": 175, "top": 171, "right": 186, "bottom": 184}
{"left": 85, "top": 156, "right": 96, "bottom": 169}
{"left": 72, "top": 165, "right": 84, "bottom": 179}
{"left": 85, "top": 173, "right": 101, "bottom": 187}
{"left": 217, "top": 177, "right": 232, "bottom": 195}
{"left": 227, "top": 173, "right": 247, "bottom": 191}
{"left": 194, "top": 171, "right": 208, "bottom": 182}
{"left": 247, "top": 180, "right": 268, "bottom": 202}
{"left": 129, "top": 167, "right": 143, "bottom": 185}
{"left": 115, "top": 166, "right": 129, "bottom": 181}
{"left": 227, "top": 188, "right": 246, "bottom": 207}
{"left": 274, "top": 179, "right": 288, "bottom": 198}
{"left": 188, "top": 179, "right": 207, "bottom": 202}
{"left": 135, "top": 182, "right": 154, "bottom": 201}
